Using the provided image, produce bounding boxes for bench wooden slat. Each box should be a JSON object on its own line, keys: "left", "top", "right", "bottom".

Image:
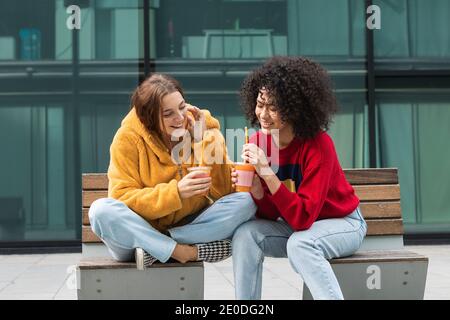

{"left": 82, "top": 208, "right": 90, "bottom": 225}
{"left": 330, "top": 250, "right": 428, "bottom": 264}
{"left": 82, "top": 201, "right": 403, "bottom": 227}
{"left": 344, "top": 168, "right": 398, "bottom": 185}
{"left": 359, "top": 202, "right": 401, "bottom": 219}
{"left": 366, "top": 219, "right": 404, "bottom": 235}
{"left": 81, "top": 218, "right": 404, "bottom": 243}
{"left": 353, "top": 185, "right": 400, "bottom": 201}
{"left": 82, "top": 174, "right": 108, "bottom": 190}
{"left": 82, "top": 185, "right": 402, "bottom": 208}
{"left": 82, "top": 225, "right": 101, "bottom": 243}
{"left": 82, "top": 168, "right": 399, "bottom": 190}
{"left": 83, "top": 191, "right": 108, "bottom": 207}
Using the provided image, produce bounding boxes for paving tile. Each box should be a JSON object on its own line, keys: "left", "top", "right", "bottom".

{"left": 262, "top": 292, "right": 301, "bottom": 300}
{"left": 204, "top": 276, "right": 233, "bottom": 286}
{"left": 18, "top": 266, "right": 70, "bottom": 280}
{"left": 0, "top": 265, "right": 31, "bottom": 282}
{"left": 204, "top": 289, "right": 235, "bottom": 300}
{"left": 37, "top": 254, "right": 82, "bottom": 266}
{"left": 53, "top": 293, "right": 77, "bottom": 300}
{"left": 204, "top": 264, "right": 228, "bottom": 276}
{"left": 1, "top": 254, "right": 46, "bottom": 264}
{"left": 261, "top": 296, "right": 299, "bottom": 300}
{"left": 424, "top": 286, "right": 450, "bottom": 300}
{"left": 2, "top": 279, "right": 62, "bottom": 294}
{"left": 53, "top": 283, "right": 78, "bottom": 300}
{"left": 0, "top": 281, "right": 10, "bottom": 290}
{"left": 0, "top": 293, "right": 55, "bottom": 300}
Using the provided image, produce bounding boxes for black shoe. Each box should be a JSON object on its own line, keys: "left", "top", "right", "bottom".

{"left": 135, "top": 248, "right": 158, "bottom": 270}
{"left": 196, "top": 239, "right": 232, "bottom": 263}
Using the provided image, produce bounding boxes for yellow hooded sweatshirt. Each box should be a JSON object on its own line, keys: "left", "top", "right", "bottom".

{"left": 107, "top": 107, "right": 234, "bottom": 232}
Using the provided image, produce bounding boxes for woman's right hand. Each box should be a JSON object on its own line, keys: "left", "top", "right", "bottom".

{"left": 177, "top": 171, "right": 212, "bottom": 199}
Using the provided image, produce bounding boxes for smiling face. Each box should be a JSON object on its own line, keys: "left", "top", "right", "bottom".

{"left": 255, "top": 88, "right": 287, "bottom": 135}
{"left": 160, "top": 91, "right": 188, "bottom": 138}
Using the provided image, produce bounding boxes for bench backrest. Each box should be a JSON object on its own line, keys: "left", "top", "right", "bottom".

{"left": 81, "top": 168, "right": 403, "bottom": 243}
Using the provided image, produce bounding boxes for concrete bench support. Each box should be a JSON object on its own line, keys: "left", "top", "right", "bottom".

{"left": 302, "top": 250, "right": 428, "bottom": 300}
{"left": 77, "top": 259, "right": 204, "bottom": 300}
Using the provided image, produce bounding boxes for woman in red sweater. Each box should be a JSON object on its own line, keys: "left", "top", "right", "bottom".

{"left": 231, "top": 56, "right": 367, "bottom": 300}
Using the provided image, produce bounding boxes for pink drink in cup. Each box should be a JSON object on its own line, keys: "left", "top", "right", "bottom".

{"left": 234, "top": 163, "right": 255, "bottom": 192}
{"left": 187, "top": 166, "right": 212, "bottom": 196}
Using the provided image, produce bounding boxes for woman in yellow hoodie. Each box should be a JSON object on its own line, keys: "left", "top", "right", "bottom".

{"left": 88, "top": 73, "right": 256, "bottom": 269}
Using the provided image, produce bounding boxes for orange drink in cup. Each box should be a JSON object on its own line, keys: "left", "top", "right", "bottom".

{"left": 235, "top": 126, "right": 255, "bottom": 192}
{"left": 234, "top": 162, "right": 255, "bottom": 192}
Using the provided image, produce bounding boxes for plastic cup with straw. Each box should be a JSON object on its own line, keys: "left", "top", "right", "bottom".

{"left": 235, "top": 126, "right": 255, "bottom": 192}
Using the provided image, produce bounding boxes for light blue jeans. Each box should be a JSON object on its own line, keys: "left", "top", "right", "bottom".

{"left": 232, "top": 207, "right": 367, "bottom": 300}
{"left": 89, "top": 192, "right": 256, "bottom": 263}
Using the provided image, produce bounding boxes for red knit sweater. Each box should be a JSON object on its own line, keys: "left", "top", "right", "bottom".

{"left": 250, "top": 130, "right": 359, "bottom": 231}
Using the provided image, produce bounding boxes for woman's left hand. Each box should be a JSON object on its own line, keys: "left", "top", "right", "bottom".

{"left": 242, "top": 143, "right": 273, "bottom": 177}
{"left": 186, "top": 104, "right": 206, "bottom": 142}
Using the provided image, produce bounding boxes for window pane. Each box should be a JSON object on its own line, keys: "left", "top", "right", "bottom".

{"left": 377, "top": 94, "right": 450, "bottom": 233}
{"left": 80, "top": 101, "right": 132, "bottom": 173}
{"left": 0, "top": 104, "right": 77, "bottom": 241}
{"left": 57, "top": 0, "right": 145, "bottom": 61}
{"left": 288, "top": 0, "right": 366, "bottom": 57}
{"left": 0, "top": 0, "right": 62, "bottom": 61}
{"left": 329, "top": 93, "right": 368, "bottom": 169}
{"left": 374, "top": 0, "right": 450, "bottom": 65}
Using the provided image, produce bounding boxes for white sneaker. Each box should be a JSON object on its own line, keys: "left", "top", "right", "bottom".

{"left": 135, "top": 248, "right": 158, "bottom": 270}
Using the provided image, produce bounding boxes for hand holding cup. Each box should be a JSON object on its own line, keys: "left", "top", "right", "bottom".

{"left": 178, "top": 167, "right": 212, "bottom": 199}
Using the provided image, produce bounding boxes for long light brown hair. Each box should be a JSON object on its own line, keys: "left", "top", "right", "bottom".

{"left": 131, "top": 73, "right": 185, "bottom": 148}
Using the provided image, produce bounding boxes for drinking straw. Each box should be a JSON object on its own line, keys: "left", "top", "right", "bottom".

{"left": 244, "top": 126, "right": 249, "bottom": 164}
{"left": 200, "top": 139, "right": 204, "bottom": 167}
{"left": 245, "top": 126, "right": 249, "bottom": 144}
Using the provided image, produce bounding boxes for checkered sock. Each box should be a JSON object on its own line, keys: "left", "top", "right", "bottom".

{"left": 196, "top": 239, "right": 232, "bottom": 263}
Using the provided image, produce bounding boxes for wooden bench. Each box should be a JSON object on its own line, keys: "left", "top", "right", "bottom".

{"left": 77, "top": 174, "right": 204, "bottom": 300}
{"left": 78, "top": 168, "right": 428, "bottom": 300}
{"left": 302, "top": 168, "right": 428, "bottom": 300}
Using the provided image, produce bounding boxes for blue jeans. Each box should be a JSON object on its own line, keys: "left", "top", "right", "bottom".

{"left": 232, "top": 207, "right": 367, "bottom": 300}
{"left": 89, "top": 192, "right": 256, "bottom": 263}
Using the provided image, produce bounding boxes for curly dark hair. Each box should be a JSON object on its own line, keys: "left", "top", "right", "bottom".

{"left": 240, "top": 56, "right": 338, "bottom": 139}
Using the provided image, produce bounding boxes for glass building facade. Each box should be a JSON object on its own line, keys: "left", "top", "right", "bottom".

{"left": 0, "top": 0, "right": 449, "bottom": 250}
